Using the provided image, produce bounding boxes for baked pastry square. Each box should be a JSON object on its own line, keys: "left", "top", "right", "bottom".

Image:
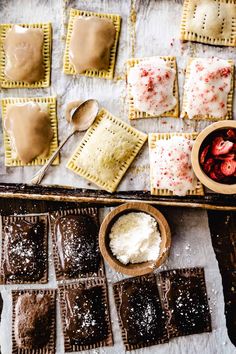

{"left": 181, "top": 57, "right": 234, "bottom": 120}
{"left": 59, "top": 279, "right": 113, "bottom": 352}
{"left": 0, "top": 23, "right": 51, "bottom": 88}
{"left": 1, "top": 96, "right": 59, "bottom": 166}
{"left": 67, "top": 108, "right": 147, "bottom": 193}
{"left": 149, "top": 132, "right": 204, "bottom": 196}
{"left": 0, "top": 214, "right": 48, "bottom": 285}
{"left": 63, "top": 9, "right": 121, "bottom": 79}
{"left": 159, "top": 267, "right": 212, "bottom": 338}
{"left": 113, "top": 274, "right": 168, "bottom": 351}
{"left": 12, "top": 289, "right": 56, "bottom": 354}
{"left": 127, "top": 56, "right": 179, "bottom": 119}
{"left": 50, "top": 207, "right": 105, "bottom": 281}
{"left": 180, "top": 0, "right": 236, "bottom": 47}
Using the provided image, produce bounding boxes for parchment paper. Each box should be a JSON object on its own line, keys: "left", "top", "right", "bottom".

{"left": 0, "top": 1, "right": 235, "bottom": 353}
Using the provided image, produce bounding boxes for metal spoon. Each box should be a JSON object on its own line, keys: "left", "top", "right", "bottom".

{"left": 31, "top": 99, "right": 99, "bottom": 185}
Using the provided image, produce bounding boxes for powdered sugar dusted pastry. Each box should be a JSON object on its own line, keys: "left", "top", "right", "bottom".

{"left": 182, "top": 57, "right": 233, "bottom": 120}
{"left": 149, "top": 135, "right": 198, "bottom": 196}
{"left": 128, "top": 58, "right": 177, "bottom": 116}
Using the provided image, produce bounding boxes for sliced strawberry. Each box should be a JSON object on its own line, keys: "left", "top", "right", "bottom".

{"left": 211, "top": 137, "right": 233, "bottom": 156}
{"left": 226, "top": 129, "right": 236, "bottom": 139}
{"left": 203, "top": 158, "right": 214, "bottom": 174}
{"left": 217, "top": 153, "right": 235, "bottom": 161}
{"left": 214, "top": 163, "right": 225, "bottom": 180}
{"left": 200, "top": 144, "right": 210, "bottom": 165}
{"left": 220, "top": 160, "right": 236, "bottom": 176}
{"left": 210, "top": 171, "right": 218, "bottom": 180}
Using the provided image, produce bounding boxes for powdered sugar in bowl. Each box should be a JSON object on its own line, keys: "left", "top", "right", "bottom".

{"left": 99, "top": 202, "right": 171, "bottom": 276}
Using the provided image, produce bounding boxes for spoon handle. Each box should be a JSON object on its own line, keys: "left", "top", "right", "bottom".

{"left": 31, "top": 130, "right": 76, "bottom": 185}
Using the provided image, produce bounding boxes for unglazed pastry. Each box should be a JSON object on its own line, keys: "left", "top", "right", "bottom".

{"left": 67, "top": 108, "right": 147, "bottom": 193}
{"left": 69, "top": 16, "right": 116, "bottom": 73}
{"left": 183, "top": 57, "right": 232, "bottom": 119}
{"left": 4, "top": 25, "right": 44, "bottom": 83}
{"left": 128, "top": 58, "right": 177, "bottom": 115}
{"left": 150, "top": 136, "right": 197, "bottom": 196}
{"left": 180, "top": 0, "right": 236, "bottom": 47}
{"left": 5, "top": 102, "right": 53, "bottom": 164}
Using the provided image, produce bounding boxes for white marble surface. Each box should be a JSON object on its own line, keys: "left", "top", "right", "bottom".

{"left": 0, "top": 1, "right": 236, "bottom": 354}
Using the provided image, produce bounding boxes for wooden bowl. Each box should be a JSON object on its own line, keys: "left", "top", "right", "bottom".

{"left": 99, "top": 202, "right": 171, "bottom": 276}
{"left": 191, "top": 120, "right": 236, "bottom": 194}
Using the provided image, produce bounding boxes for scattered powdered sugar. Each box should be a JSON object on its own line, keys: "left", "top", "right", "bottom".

{"left": 109, "top": 212, "right": 161, "bottom": 264}
{"left": 151, "top": 135, "right": 197, "bottom": 196}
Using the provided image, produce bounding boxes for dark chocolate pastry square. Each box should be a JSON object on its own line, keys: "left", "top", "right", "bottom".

{"left": 0, "top": 292, "right": 3, "bottom": 322}
{"left": 55, "top": 214, "right": 100, "bottom": 276}
{"left": 59, "top": 280, "right": 113, "bottom": 352}
{"left": 51, "top": 208, "right": 103, "bottom": 280}
{"left": 1, "top": 215, "right": 48, "bottom": 284}
{"left": 12, "top": 289, "right": 56, "bottom": 354}
{"left": 160, "top": 267, "right": 212, "bottom": 337}
{"left": 113, "top": 274, "right": 168, "bottom": 351}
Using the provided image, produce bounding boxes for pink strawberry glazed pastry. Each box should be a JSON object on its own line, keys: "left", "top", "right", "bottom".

{"left": 128, "top": 58, "right": 177, "bottom": 115}
{"left": 150, "top": 136, "right": 197, "bottom": 196}
{"left": 183, "top": 57, "right": 232, "bottom": 119}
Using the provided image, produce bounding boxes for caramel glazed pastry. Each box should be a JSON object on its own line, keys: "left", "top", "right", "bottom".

{"left": 4, "top": 25, "right": 44, "bottom": 83}
{"left": 69, "top": 16, "right": 116, "bottom": 73}
{"left": 5, "top": 102, "right": 53, "bottom": 164}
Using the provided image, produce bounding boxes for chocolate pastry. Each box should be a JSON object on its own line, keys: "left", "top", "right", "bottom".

{"left": 59, "top": 280, "right": 113, "bottom": 352}
{"left": 54, "top": 214, "right": 100, "bottom": 278}
{"left": 113, "top": 274, "right": 168, "bottom": 350}
{"left": 65, "top": 286, "right": 108, "bottom": 345}
{"left": 160, "top": 267, "right": 212, "bottom": 337}
{"left": 1, "top": 216, "right": 47, "bottom": 283}
{"left": 0, "top": 292, "right": 3, "bottom": 322}
{"left": 14, "top": 292, "right": 52, "bottom": 349}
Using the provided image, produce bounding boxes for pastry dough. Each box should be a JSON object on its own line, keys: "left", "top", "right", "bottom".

{"left": 63, "top": 9, "right": 121, "bottom": 80}
{"left": 67, "top": 108, "right": 147, "bottom": 192}
{"left": 149, "top": 132, "right": 204, "bottom": 196}
{"left": 181, "top": 57, "right": 234, "bottom": 120}
{"left": 127, "top": 57, "right": 179, "bottom": 119}
{"left": 180, "top": 0, "right": 236, "bottom": 47}
{"left": 1, "top": 97, "right": 59, "bottom": 166}
{"left": 0, "top": 23, "right": 51, "bottom": 88}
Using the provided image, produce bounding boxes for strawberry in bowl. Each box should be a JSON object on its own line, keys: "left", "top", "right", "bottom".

{"left": 199, "top": 129, "right": 236, "bottom": 184}
{"left": 191, "top": 121, "right": 236, "bottom": 194}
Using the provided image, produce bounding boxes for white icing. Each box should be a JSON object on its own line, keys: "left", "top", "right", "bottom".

{"left": 150, "top": 136, "right": 197, "bottom": 196}
{"left": 184, "top": 57, "right": 232, "bottom": 119}
{"left": 128, "top": 58, "right": 177, "bottom": 115}
{"left": 109, "top": 212, "right": 161, "bottom": 265}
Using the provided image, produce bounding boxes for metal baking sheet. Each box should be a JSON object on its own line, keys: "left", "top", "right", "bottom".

{"left": 0, "top": 0, "right": 235, "bottom": 193}
{"left": 0, "top": 198, "right": 235, "bottom": 354}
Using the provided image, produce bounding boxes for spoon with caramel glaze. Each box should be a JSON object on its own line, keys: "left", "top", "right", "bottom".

{"left": 31, "top": 99, "right": 99, "bottom": 185}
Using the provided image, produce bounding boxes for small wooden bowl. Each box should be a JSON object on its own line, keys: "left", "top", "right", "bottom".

{"left": 99, "top": 202, "right": 171, "bottom": 276}
{"left": 191, "top": 121, "right": 236, "bottom": 194}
